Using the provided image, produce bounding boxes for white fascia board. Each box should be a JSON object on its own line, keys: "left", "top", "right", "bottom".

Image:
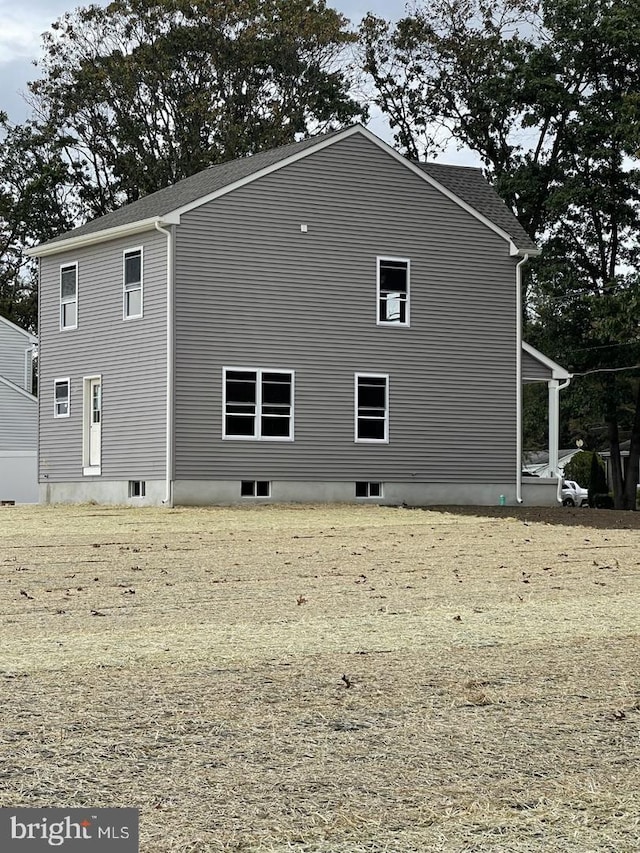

{"left": 26, "top": 214, "right": 180, "bottom": 259}
{"left": 522, "top": 341, "right": 571, "bottom": 380}
{"left": 0, "top": 314, "right": 37, "bottom": 343}
{"left": 169, "top": 126, "right": 362, "bottom": 218}
{"left": 0, "top": 374, "right": 38, "bottom": 403}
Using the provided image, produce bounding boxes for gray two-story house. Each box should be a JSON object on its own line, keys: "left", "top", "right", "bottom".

{"left": 0, "top": 315, "right": 38, "bottom": 503}
{"left": 29, "top": 124, "right": 569, "bottom": 507}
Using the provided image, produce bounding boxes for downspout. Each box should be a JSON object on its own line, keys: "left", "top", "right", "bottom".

{"left": 155, "top": 222, "right": 174, "bottom": 507}
{"left": 515, "top": 254, "right": 529, "bottom": 504}
{"left": 554, "top": 376, "right": 572, "bottom": 503}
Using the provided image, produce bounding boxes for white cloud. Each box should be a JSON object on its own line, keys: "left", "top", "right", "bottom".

{"left": 0, "top": 3, "right": 56, "bottom": 64}
{"left": 0, "top": 20, "right": 43, "bottom": 64}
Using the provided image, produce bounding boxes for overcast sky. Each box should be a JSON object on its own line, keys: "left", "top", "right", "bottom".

{"left": 0, "top": 0, "right": 479, "bottom": 165}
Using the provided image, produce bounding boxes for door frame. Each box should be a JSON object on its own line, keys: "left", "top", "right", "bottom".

{"left": 82, "top": 374, "right": 102, "bottom": 476}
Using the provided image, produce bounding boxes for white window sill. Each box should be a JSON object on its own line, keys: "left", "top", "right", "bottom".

{"left": 83, "top": 466, "right": 101, "bottom": 476}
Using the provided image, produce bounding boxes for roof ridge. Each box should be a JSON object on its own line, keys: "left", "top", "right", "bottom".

{"left": 418, "top": 160, "right": 484, "bottom": 174}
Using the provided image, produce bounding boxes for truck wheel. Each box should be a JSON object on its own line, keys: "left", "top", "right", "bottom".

{"left": 563, "top": 497, "right": 575, "bottom": 507}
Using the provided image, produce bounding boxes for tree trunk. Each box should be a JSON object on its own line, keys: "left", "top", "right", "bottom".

{"left": 622, "top": 379, "right": 640, "bottom": 510}
{"left": 606, "top": 418, "right": 624, "bottom": 509}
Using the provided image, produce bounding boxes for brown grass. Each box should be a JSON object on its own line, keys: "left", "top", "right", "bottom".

{"left": 0, "top": 503, "right": 639, "bottom": 852}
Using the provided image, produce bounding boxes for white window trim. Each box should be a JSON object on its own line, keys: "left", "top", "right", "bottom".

{"left": 128, "top": 480, "right": 146, "bottom": 498}
{"left": 376, "top": 256, "right": 410, "bottom": 327}
{"left": 53, "top": 377, "right": 70, "bottom": 418}
{"left": 82, "top": 374, "right": 102, "bottom": 476}
{"left": 60, "top": 262, "right": 78, "bottom": 331}
{"left": 355, "top": 373, "right": 389, "bottom": 444}
{"left": 222, "top": 367, "right": 295, "bottom": 441}
{"left": 356, "top": 481, "right": 384, "bottom": 499}
{"left": 123, "top": 246, "right": 144, "bottom": 320}
{"left": 241, "top": 480, "right": 272, "bottom": 498}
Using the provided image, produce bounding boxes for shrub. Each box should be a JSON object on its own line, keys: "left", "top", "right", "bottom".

{"left": 563, "top": 450, "right": 593, "bottom": 487}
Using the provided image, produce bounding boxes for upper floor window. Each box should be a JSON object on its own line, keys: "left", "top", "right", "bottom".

{"left": 355, "top": 374, "right": 389, "bottom": 442}
{"left": 123, "top": 248, "right": 143, "bottom": 319}
{"left": 223, "top": 368, "right": 294, "bottom": 440}
{"left": 377, "top": 257, "right": 409, "bottom": 326}
{"left": 54, "top": 378, "right": 70, "bottom": 418}
{"left": 60, "top": 264, "right": 78, "bottom": 330}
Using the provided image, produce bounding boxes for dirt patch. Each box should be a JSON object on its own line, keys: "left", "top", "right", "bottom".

{"left": 0, "top": 503, "right": 638, "bottom": 852}
{"left": 426, "top": 504, "right": 640, "bottom": 530}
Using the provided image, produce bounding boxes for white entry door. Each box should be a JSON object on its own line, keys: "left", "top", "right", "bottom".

{"left": 88, "top": 377, "right": 101, "bottom": 468}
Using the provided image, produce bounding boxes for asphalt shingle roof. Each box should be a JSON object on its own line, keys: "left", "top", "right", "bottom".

{"left": 417, "top": 162, "right": 537, "bottom": 252}
{"left": 40, "top": 126, "right": 537, "bottom": 252}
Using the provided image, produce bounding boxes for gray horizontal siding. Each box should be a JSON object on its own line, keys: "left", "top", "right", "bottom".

{"left": 0, "top": 322, "right": 31, "bottom": 390}
{"left": 173, "top": 134, "right": 519, "bottom": 484}
{"left": 38, "top": 230, "right": 167, "bottom": 483}
{"left": 522, "top": 348, "right": 553, "bottom": 380}
{"left": 0, "top": 383, "right": 37, "bottom": 451}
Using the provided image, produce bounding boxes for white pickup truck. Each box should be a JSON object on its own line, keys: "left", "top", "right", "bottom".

{"left": 562, "top": 480, "right": 589, "bottom": 507}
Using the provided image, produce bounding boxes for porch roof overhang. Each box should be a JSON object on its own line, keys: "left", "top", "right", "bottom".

{"left": 522, "top": 342, "right": 571, "bottom": 382}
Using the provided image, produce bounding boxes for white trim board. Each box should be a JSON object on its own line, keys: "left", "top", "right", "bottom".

{"left": 0, "top": 374, "right": 38, "bottom": 403}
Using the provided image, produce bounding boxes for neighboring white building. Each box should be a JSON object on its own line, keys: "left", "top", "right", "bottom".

{"left": 522, "top": 448, "right": 581, "bottom": 480}
{"left": 0, "top": 315, "right": 38, "bottom": 503}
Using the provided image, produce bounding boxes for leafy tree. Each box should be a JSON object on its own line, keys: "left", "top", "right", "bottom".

{"left": 0, "top": 0, "right": 364, "bottom": 332}
{"left": 0, "top": 115, "right": 75, "bottom": 331}
{"left": 360, "top": 0, "right": 640, "bottom": 507}
{"left": 522, "top": 383, "right": 548, "bottom": 452}
{"left": 563, "top": 450, "right": 595, "bottom": 488}
{"left": 27, "top": 0, "right": 364, "bottom": 218}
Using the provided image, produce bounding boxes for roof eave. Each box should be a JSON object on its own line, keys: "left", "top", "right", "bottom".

{"left": 26, "top": 213, "right": 181, "bottom": 258}
{"left": 0, "top": 314, "right": 37, "bottom": 343}
{"left": 352, "top": 126, "right": 536, "bottom": 253}
{"left": 168, "top": 125, "right": 363, "bottom": 219}
{"left": 26, "top": 124, "right": 540, "bottom": 258}
{"left": 0, "top": 375, "right": 38, "bottom": 402}
{"left": 522, "top": 341, "right": 572, "bottom": 380}
{"left": 510, "top": 243, "right": 541, "bottom": 257}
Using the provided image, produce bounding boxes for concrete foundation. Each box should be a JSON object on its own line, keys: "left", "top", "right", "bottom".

{"left": 40, "top": 479, "right": 167, "bottom": 507}
{"left": 39, "top": 477, "right": 561, "bottom": 508}
{"left": 173, "top": 479, "right": 561, "bottom": 507}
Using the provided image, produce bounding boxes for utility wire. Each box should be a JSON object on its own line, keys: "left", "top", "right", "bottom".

{"left": 572, "top": 364, "right": 640, "bottom": 376}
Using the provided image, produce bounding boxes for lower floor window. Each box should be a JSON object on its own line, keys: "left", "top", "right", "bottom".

{"left": 224, "top": 368, "right": 293, "bottom": 439}
{"left": 128, "top": 480, "right": 146, "bottom": 498}
{"left": 355, "top": 374, "right": 389, "bottom": 441}
{"left": 241, "top": 480, "right": 271, "bottom": 497}
{"left": 355, "top": 481, "right": 383, "bottom": 498}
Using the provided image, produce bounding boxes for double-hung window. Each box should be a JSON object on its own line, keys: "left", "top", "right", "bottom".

{"left": 355, "top": 374, "right": 389, "bottom": 442}
{"left": 377, "top": 257, "right": 409, "bottom": 325}
{"left": 223, "top": 368, "right": 294, "bottom": 440}
{"left": 54, "top": 378, "right": 70, "bottom": 418}
{"left": 60, "top": 264, "right": 78, "bottom": 330}
{"left": 123, "top": 248, "right": 143, "bottom": 319}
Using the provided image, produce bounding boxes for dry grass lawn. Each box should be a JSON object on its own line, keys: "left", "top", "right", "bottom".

{"left": 0, "top": 503, "right": 639, "bottom": 852}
